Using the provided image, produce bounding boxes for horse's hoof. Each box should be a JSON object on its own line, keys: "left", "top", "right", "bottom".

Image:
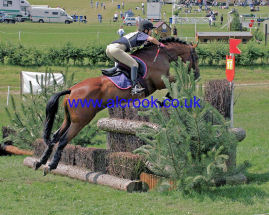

{"left": 33, "top": 161, "right": 42, "bottom": 170}
{"left": 43, "top": 167, "right": 50, "bottom": 176}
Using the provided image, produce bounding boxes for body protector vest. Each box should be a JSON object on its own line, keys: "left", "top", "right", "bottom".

{"left": 111, "top": 32, "right": 147, "bottom": 51}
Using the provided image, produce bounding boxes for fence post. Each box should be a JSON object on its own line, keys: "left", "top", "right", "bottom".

{"left": 7, "top": 86, "right": 10, "bottom": 106}
{"left": 265, "top": 24, "right": 268, "bottom": 47}
{"left": 97, "top": 32, "right": 100, "bottom": 45}
{"left": 195, "top": 21, "right": 197, "bottom": 37}
{"left": 230, "top": 80, "right": 234, "bottom": 128}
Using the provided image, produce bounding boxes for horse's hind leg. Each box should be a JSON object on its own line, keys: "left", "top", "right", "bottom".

{"left": 34, "top": 119, "right": 70, "bottom": 170}
{"left": 44, "top": 122, "right": 84, "bottom": 175}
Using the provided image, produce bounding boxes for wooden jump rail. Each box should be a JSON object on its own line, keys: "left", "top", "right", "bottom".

{"left": 24, "top": 157, "right": 143, "bottom": 192}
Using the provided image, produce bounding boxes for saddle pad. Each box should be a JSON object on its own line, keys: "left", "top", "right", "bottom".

{"left": 106, "top": 56, "right": 147, "bottom": 90}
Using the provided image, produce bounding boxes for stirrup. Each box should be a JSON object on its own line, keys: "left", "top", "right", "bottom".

{"left": 131, "top": 84, "right": 145, "bottom": 95}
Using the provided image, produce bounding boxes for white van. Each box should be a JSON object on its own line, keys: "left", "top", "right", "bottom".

{"left": 0, "top": 0, "right": 31, "bottom": 18}
{"left": 30, "top": 7, "right": 73, "bottom": 24}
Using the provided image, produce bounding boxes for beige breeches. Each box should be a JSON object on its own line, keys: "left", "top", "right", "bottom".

{"left": 106, "top": 43, "right": 138, "bottom": 68}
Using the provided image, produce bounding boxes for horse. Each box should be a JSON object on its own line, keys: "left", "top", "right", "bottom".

{"left": 34, "top": 37, "right": 200, "bottom": 175}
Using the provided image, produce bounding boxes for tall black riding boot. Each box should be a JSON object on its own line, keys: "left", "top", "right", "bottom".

{"left": 131, "top": 66, "right": 144, "bottom": 95}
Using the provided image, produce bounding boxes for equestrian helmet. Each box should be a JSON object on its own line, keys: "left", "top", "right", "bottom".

{"left": 139, "top": 20, "right": 155, "bottom": 32}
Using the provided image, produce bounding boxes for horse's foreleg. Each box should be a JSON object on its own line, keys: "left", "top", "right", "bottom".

{"left": 44, "top": 122, "right": 85, "bottom": 175}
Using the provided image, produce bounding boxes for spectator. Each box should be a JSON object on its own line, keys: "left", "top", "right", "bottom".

{"left": 173, "top": 25, "right": 178, "bottom": 36}
{"left": 114, "top": 13, "right": 118, "bottom": 22}
{"left": 96, "top": 1, "right": 99, "bottom": 8}
{"left": 98, "top": 13, "right": 102, "bottom": 23}
{"left": 101, "top": 2, "right": 103, "bottom": 7}
{"left": 257, "top": 16, "right": 261, "bottom": 27}
{"left": 209, "top": 15, "right": 213, "bottom": 27}
{"left": 90, "top": 0, "right": 93, "bottom": 8}
{"left": 103, "top": 3, "right": 106, "bottom": 9}
{"left": 122, "top": 1, "right": 124, "bottom": 9}
{"left": 117, "top": 25, "right": 125, "bottom": 37}
{"left": 220, "top": 14, "right": 223, "bottom": 25}
{"left": 120, "top": 10, "right": 123, "bottom": 18}
{"left": 141, "top": 3, "right": 145, "bottom": 14}
{"left": 84, "top": 15, "right": 87, "bottom": 23}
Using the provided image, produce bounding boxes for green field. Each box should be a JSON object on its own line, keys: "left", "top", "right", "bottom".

{"left": 1, "top": 0, "right": 269, "bottom": 214}
{"left": 1, "top": 84, "right": 269, "bottom": 215}
{"left": 0, "top": 1, "right": 268, "bottom": 47}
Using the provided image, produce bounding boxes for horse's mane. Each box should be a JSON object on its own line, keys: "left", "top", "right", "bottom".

{"left": 145, "top": 37, "right": 188, "bottom": 47}
{"left": 133, "top": 37, "right": 188, "bottom": 55}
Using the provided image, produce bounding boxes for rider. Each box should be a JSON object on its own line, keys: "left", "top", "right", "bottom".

{"left": 105, "top": 20, "right": 165, "bottom": 94}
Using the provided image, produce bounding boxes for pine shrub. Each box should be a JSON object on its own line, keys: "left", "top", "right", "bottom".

{"left": 134, "top": 62, "right": 247, "bottom": 193}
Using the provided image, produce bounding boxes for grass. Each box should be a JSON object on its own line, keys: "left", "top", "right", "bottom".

{"left": 1, "top": 64, "right": 268, "bottom": 91}
{"left": 0, "top": 85, "right": 269, "bottom": 215}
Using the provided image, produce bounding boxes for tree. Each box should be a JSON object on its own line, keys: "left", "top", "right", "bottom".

{"left": 134, "top": 63, "right": 244, "bottom": 193}
{"left": 230, "top": 9, "right": 242, "bottom": 31}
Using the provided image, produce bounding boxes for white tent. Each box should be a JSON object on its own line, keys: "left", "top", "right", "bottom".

{"left": 20, "top": 71, "right": 64, "bottom": 94}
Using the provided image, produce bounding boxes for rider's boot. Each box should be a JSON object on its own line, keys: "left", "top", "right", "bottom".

{"left": 131, "top": 66, "right": 144, "bottom": 95}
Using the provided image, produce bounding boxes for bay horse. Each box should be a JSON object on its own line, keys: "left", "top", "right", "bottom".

{"left": 34, "top": 37, "right": 200, "bottom": 175}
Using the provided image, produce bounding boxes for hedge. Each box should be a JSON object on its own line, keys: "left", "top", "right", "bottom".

{"left": 0, "top": 41, "right": 268, "bottom": 67}
{"left": 196, "top": 41, "right": 269, "bottom": 66}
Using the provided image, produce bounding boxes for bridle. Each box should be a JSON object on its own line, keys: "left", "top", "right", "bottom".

{"left": 161, "top": 44, "right": 196, "bottom": 68}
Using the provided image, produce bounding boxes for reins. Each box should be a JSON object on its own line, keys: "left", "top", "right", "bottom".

{"left": 156, "top": 44, "right": 195, "bottom": 68}
{"left": 153, "top": 46, "right": 179, "bottom": 66}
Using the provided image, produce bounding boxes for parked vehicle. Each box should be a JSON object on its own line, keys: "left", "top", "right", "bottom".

{"left": 123, "top": 17, "right": 136, "bottom": 26}
{"left": 147, "top": 0, "right": 161, "bottom": 21}
{"left": 30, "top": 7, "right": 73, "bottom": 24}
{"left": 0, "top": 12, "right": 16, "bottom": 23}
{"left": 0, "top": 0, "right": 31, "bottom": 19}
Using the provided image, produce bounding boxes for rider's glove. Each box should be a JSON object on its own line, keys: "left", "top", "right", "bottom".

{"left": 159, "top": 43, "right": 165, "bottom": 48}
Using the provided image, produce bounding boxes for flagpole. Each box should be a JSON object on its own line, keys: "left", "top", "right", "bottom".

{"left": 230, "top": 53, "right": 234, "bottom": 128}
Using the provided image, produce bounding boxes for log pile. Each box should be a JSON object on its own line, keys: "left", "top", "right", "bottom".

{"left": 205, "top": 79, "right": 232, "bottom": 119}
{"left": 108, "top": 152, "right": 146, "bottom": 180}
{"left": 100, "top": 106, "right": 152, "bottom": 152}
{"left": 26, "top": 139, "right": 145, "bottom": 192}
{"left": 33, "top": 139, "right": 108, "bottom": 172}
{"left": 24, "top": 157, "right": 143, "bottom": 192}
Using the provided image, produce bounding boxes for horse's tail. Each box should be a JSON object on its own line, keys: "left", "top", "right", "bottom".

{"left": 43, "top": 90, "right": 71, "bottom": 144}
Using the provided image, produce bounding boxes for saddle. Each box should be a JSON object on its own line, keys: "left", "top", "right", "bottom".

{"left": 101, "top": 56, "right": 148, "bottom": 94}
{"left": 101, "top": 56, "right": 145, "bottom": 80}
